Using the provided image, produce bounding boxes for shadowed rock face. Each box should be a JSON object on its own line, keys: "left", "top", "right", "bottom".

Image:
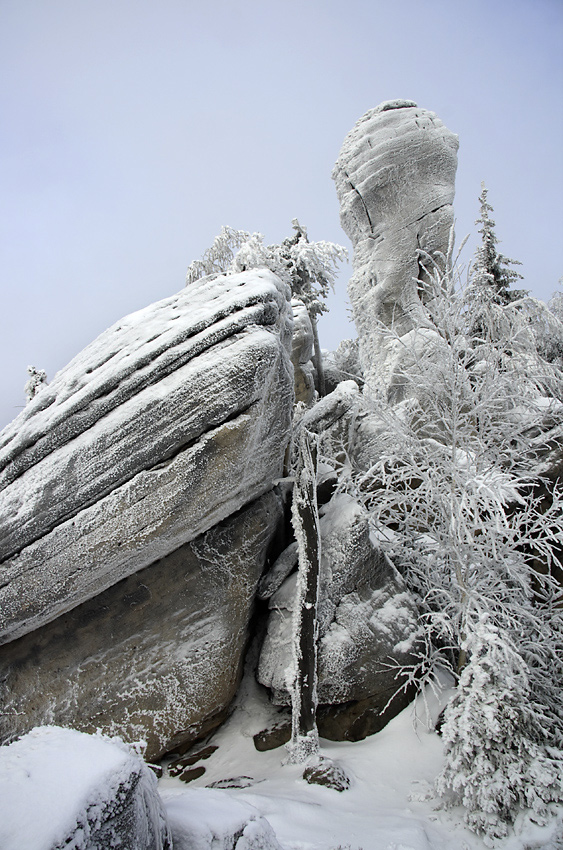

{"left": 332, "top": 99, "right": 458, "bottom": 396}
{"left": 0, "top": 490, "right": 284, "bottom": 761}
{"left": 0, "top": 269, "right": 294, "bottom": 643}
{"left": 257, "top": 493, "right": 420, "bottom": 737}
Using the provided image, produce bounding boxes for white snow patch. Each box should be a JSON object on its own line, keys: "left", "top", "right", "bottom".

{"left": 162, "top": 787, "right": 281, "bottom": 849}
{"left": 0, "top": 726, "right": 161, "bottom": 850}
{"left": 158, "top": 673, "right": 563, "bottom": 850}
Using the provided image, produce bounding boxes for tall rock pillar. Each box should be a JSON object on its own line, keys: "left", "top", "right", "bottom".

{"left": 332, "top": 99, "right": 458, "bottom": 397}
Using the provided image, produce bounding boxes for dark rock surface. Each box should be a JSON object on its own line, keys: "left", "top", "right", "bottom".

{"left": 257, "top": 493, "right": 421, "bottom": 739}
{"left": 303, "top": 756, "right": 350, "bottom": 792}
{"left": 0, "top": 491, "right": 284, "bottom": 760}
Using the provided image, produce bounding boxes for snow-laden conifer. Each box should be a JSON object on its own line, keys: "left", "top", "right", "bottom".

{"left": 436, "top": 613, "right": 563, "bottom": 843}
{"left": 466, "top": 183, "right": 527, "bottom": 343}
{"left": 24, "top": 366, "right": 47, "bottom": 403}
{"left": 340, "top": 247, "right": 563, "bottom": 840}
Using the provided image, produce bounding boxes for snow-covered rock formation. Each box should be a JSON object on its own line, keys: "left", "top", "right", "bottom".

{"left": 258, "top": 493, "right": 420, "bottom": 739}
{"left": 0, "top": 270, "right": 293, "bottom": 758}
{"left": 0, "top": 726, "right": 171, "bottom": 850}
{"left": 0, "top": 269, "right": 293, "bottom": 642}
{"left": 332, "top": 99, "right": 458, "bottom": 397}
{"left": 0, "top": 101, "right": 462, "bottom": 770}
{"left": 290, "top": 298, "right": 315, "bottom": 404}
{"left": 1, "top": 492, "right": 284, "bottom": 760}
{"left": 162, "top": 788, "right": 281, "bottom": 850}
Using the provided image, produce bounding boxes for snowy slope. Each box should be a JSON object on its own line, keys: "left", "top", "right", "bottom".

{"left": 159, "top": 673, "right": 563, "bottom": 850}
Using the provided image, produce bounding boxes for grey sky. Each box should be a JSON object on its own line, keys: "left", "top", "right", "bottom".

{"left": 1, "top": 0, "right": 562, "bottom": 430}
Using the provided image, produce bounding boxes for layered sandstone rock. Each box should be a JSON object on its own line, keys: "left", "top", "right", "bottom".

{"left": 332, "top": 99, "right": 458, "bottom": 397}
{"left": 0, "top": 268, "right": 293, "bottom": 755}
{"left": 0, "top": 492, "right": 283, "bottom": 760}
{"left": 0, "top": 269, "right": 293, "bottom": 642}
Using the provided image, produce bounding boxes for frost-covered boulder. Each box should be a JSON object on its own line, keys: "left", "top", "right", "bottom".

{"left": 257, "top": 494, "right": 420, "bottom": 739}
{"left": 0, "top": 269, "right": 293, "bottom": 642}
{"left": 332, "top": 100, "right": 458, "bottom": 397}
{"left": 0, "top": 726, "right": 171, "bottom": 850}
{"left": 0, "top": 491, "right": 284, "bottom": 761}
{"left": 161, "top": 788, "right": 281, "bottom": 850}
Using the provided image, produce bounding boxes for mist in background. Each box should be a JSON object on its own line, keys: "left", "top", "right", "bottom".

{"left": 1, "top": 0, "right": 562, "bottom": 430}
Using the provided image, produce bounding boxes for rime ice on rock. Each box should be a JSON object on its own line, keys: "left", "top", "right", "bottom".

{"left": 258, "top": 493, "right": 421, "bottom": 738}
{"left": 332, "top": 100, "right": 458, "bottom": 397}
{"left": 1, "top": 492, "right": 284, "bottom": 761}
{"left": 0, "top": 269, "right": 294, "bottom": 642}
{"left": 0, "top": 269, "right": 293, "bottom": 758}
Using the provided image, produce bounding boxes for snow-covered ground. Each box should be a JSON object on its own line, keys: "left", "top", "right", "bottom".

{"left": 158, "top": 674, "right": 563, "bottom": 850}
{"left": 1, "top": 674, "right": 561, "bottom": 849}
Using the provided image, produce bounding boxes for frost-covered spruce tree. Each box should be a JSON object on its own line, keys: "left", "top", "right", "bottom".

{"left": 185, "top": 226, "right": 254, "bottom": 284}
{"left": 537, "top": 282, "right": 563, "bottom": 368}
{"left": 549, "top": 280, "right": 563, "bottom": 324}
{"left": 342, "top": 252, "right": 563, "bottom": 840}
{"left": 437, "top": 613, "right": 563, "bottom": 842}
{"left": 467, "top": 183, "right": 527, "bottom": 342}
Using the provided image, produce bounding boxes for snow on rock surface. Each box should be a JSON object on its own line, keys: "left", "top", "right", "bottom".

{"left": 161, "top": 788, "right": 281, "bottom": 850}
{"left": 0, "top": 269, "right": 293, "bottom": 642}
{"left": 258, "top": 493, "right": 421, "bottom": 739}
{"left": 0, "top": 491, "right": 284, "bottom": 761}
{"left": 332, "top": 100, "right": 458, "bottom": 397}
{"left": 0, "top": 726, "right": 171, "bottom": 850}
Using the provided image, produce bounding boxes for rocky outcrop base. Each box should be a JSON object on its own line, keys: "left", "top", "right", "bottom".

{"left": 0, "top": 492, "right": 284, "bottom": 761}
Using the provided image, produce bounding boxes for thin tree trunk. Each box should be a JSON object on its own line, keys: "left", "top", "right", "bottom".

{"left": 287, "top": 427, "right": 321, "bottom": 763}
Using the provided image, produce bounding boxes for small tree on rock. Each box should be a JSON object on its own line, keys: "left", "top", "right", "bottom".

{"left": 276, "top": 220, "right": 347, "bottom": 396}
{"left": 185, "top": 222, "right": 347, "bottom": 396}
{"left": 467, "top": 183, "right": 527, "bottom": 342}
{"left": 24, "top": 366, "right": 47, "bottom": 403}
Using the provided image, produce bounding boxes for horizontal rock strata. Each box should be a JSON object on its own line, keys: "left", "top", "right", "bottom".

{"left": 332, "top": 100, "right": 458, "bottom": 396}
{"left": 0, "top": 491, "right": 284, "bottom": 760}
{"left": 0, "top": 270, "right": 293, "bottom": 643}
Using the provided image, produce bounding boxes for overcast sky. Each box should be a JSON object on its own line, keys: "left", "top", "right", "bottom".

{"left": 1, "top": 0, "right": 562, "bottom": 430}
